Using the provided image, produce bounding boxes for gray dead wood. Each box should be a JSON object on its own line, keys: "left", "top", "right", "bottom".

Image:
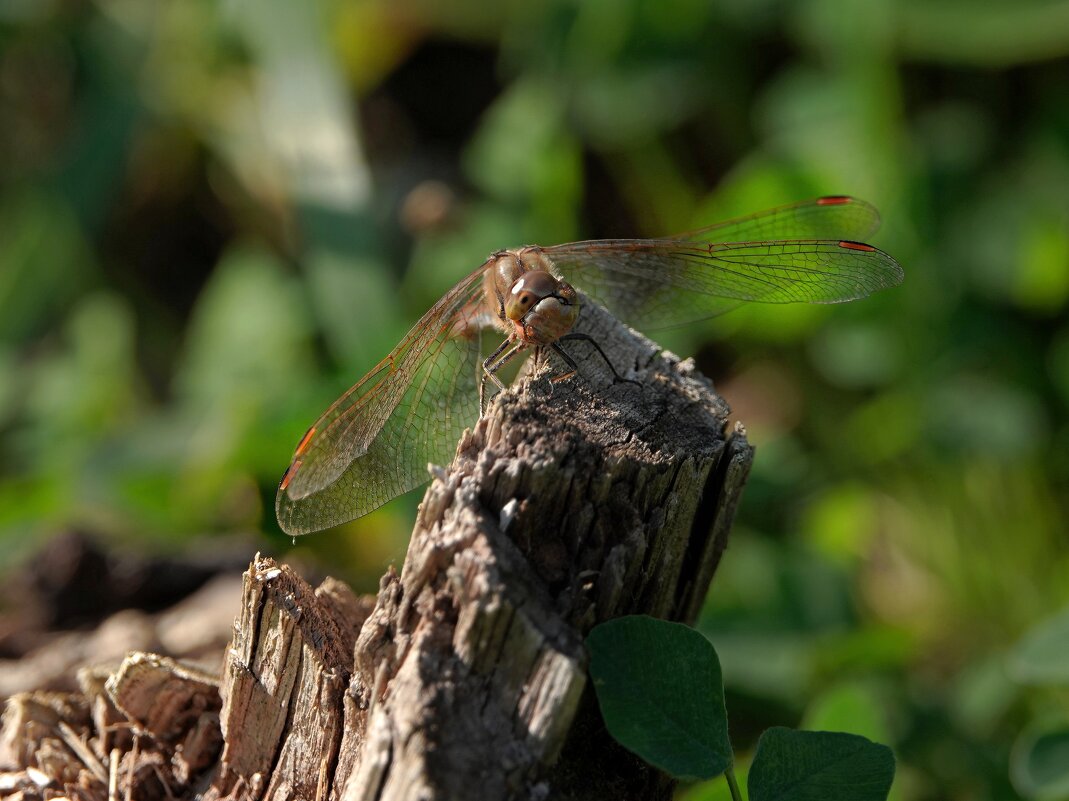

{"left": 210, "top": 302, "right": 753, "bottom": 801}
{"left": 0, "top": 301, "right": 753, "bottom": 801}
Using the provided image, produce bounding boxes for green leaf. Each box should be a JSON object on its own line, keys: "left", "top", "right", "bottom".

{"left": 1011, "top": 725, "right": 1069, "bottom": 800}
{"left": 586, "top": 615, "right": 732, "bottom": 781}
{"left": 748, "top": 728, "right": 894, "bottom": 801}
{"left": 1008, "top": 605, "right": 1069, "bottom": 686}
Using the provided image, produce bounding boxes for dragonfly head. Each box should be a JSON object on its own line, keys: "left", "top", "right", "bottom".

{"left": 506, "top": 269, "right": 579, "bottom": 345}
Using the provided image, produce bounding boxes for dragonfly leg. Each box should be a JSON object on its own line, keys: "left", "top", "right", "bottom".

{"left": 556, "top": 332, "right": 641, "bottom": 386}
{"left": 532, "top": 345, "right": 549, "bottom": 373}
{"left": 482, "top": 337, "right": 514, "bottom": 389}
{"left": 548, "top": 342, "right": 579, "bottom": 384}
{"left": 480, "top": 338, "right": 525, "bottom": 415}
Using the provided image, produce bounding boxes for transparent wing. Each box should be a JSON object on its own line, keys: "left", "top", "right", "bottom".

{"left": 545, "top": 198, "right": 901, "bottom": 330}
{"left": 276, "top": 197, "right": 899, "bottom": 533}
{"left": 675, "top": 195, "right": 882, "bottom": 243}
{"left": 276, "top": 265, "right": 492, "bottom": 535}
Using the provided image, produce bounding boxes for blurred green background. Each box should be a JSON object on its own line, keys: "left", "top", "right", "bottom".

{"left": 2, "top": 0, "right": 1068, "bottom": 797}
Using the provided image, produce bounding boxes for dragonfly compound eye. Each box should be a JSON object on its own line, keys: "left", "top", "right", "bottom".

{"left": 505, "top": 270, "right": 561, "bottom": 321}
{"left": 505, "top": 291, "right": 537, "bottom": 321}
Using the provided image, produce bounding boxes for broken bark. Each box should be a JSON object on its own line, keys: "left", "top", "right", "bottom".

{"left": 0, "top": 301, "right": 753, "bottom": 801}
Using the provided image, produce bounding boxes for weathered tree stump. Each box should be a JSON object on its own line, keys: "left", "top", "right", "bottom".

{"left": 210, "top": 302, "right": 753, "bottom": 801}
{"left": 0, "top": 302, "right": 752, "bottom": 801}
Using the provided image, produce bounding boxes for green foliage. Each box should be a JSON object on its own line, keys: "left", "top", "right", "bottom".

{"left": 1008, "top": 605, "right": 1069, "bottom": 686}
{"left": 588, "top": 617, "right": 895, "bottom": 800}
{"left": 1011, "top": 726, "right": 1069, "bottom": 801}
{"left": 801, "top": 681, "right": 892, "bottom": 746}
{"left": 749, "top": 728, "right": 894, "bottom": 801}
{"left": 588, "top": 616, "right": 732, "bottom": 781}
{"left": 1007, "top": 607, "right": 1069, "bottom": 799}
{"left": 1, "top": 0, "right": 1068, "bottom": 796}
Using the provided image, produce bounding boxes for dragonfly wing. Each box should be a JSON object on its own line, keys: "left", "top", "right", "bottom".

{"left": 545, "top": 238, "right": 903, "bottom": 331}
{"left": 677, "top": 195, "right": 883, "bottom": 244}
{"left": 276, "top": 267, "right": 490, "bottom": 535}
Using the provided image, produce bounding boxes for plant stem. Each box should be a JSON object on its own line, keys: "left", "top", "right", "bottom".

{"left": 725, "top": 764, "right": 743, "bottom": 801}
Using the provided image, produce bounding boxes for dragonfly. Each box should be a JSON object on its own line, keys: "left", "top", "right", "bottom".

{"left": 276, "top": 196, "right": 903, "bottom": 536}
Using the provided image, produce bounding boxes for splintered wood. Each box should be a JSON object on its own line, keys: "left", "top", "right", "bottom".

{"left": 0, "top": 302, "right": 753, "bottom": 800}
{"left": 0, "top": 653, "right": 223, "bottom": 800}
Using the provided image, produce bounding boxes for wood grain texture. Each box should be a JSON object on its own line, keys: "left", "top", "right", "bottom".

{"left": 0, "top": 301, "right": 753, "bottom": 801}
{"left": 328, "top": 300, "right": 754, "bottom": 800}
